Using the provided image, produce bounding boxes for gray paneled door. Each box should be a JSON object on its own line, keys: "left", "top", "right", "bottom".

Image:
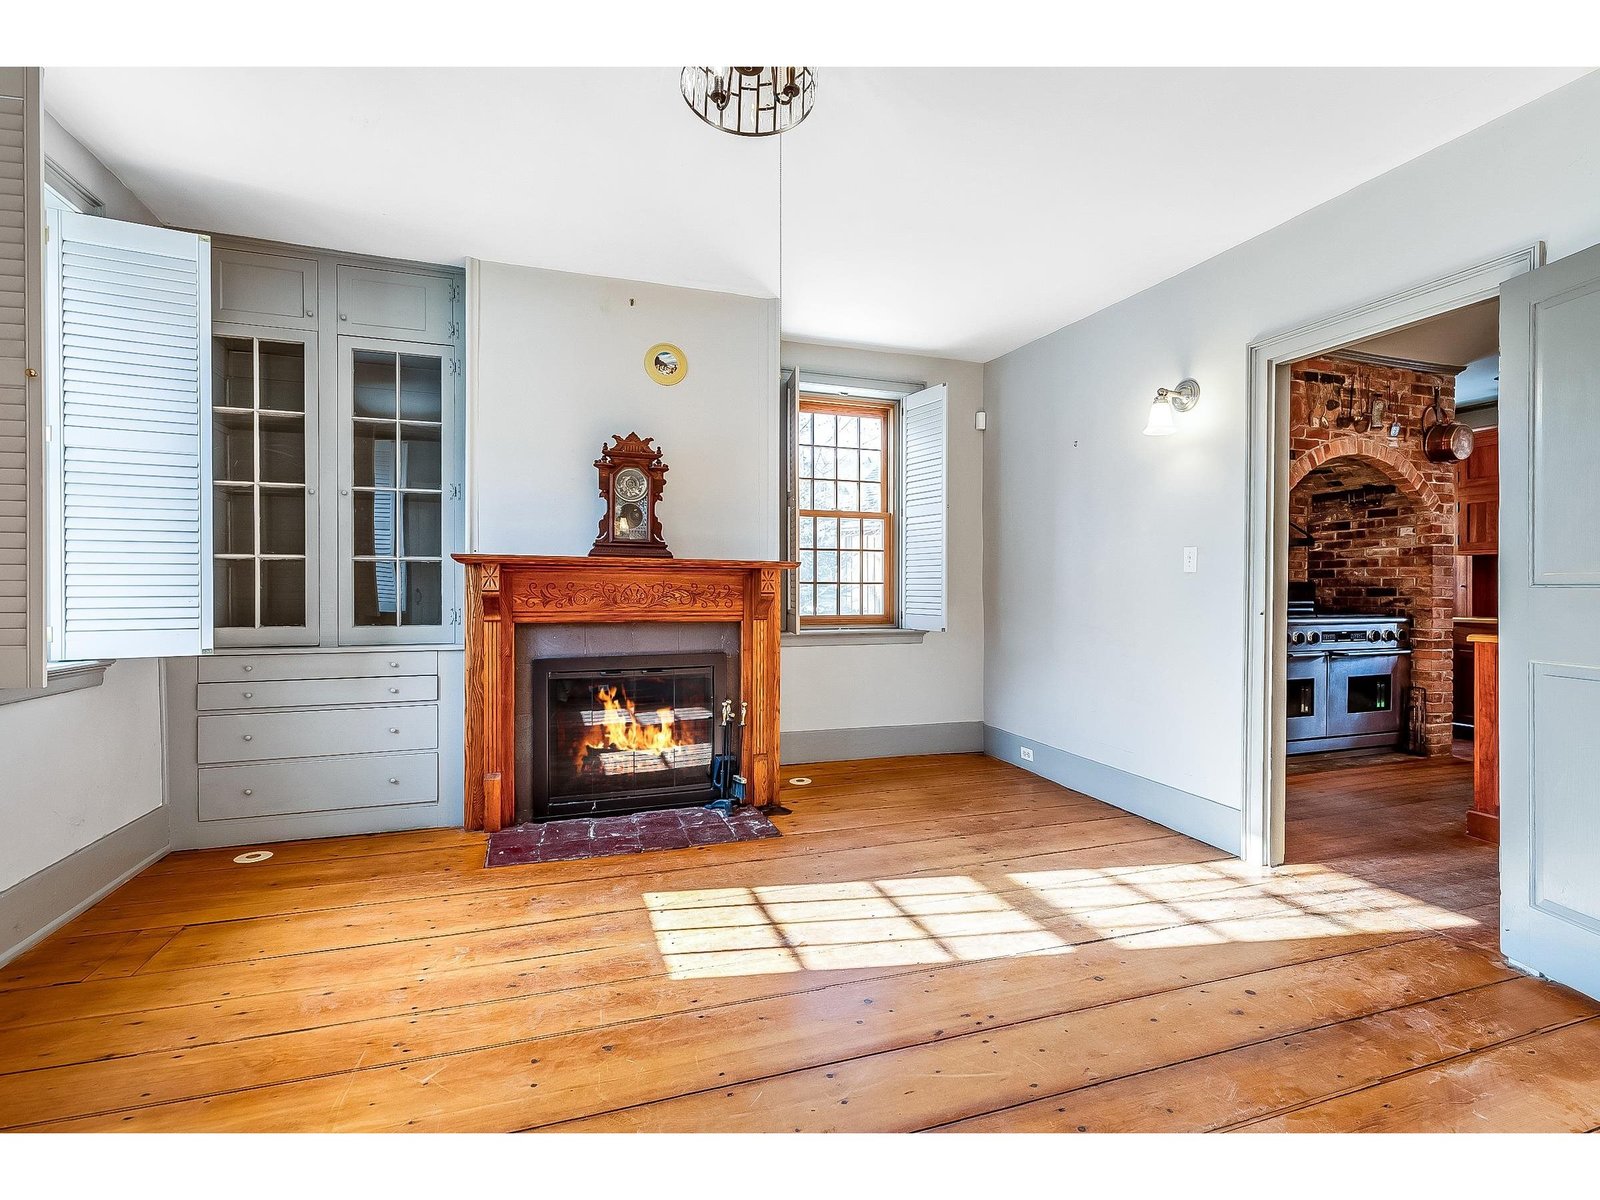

{"left": 1499, "top": 242, "right": 1600, "bottom": 1000}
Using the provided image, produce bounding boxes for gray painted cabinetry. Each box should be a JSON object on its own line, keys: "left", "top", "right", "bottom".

{"left": 164, "top": 240, "right": 467, "bottom": 850}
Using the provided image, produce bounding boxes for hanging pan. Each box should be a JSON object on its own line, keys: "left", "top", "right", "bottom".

{"left": 1421, "top": 386, "right": 1474, "bottom": 463}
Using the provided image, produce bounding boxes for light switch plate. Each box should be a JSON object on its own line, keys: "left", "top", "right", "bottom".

{"left": 1183, "top": 546, "right": 1198, "bottom": 573}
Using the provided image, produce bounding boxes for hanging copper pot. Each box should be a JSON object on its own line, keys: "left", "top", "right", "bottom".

{"left": 1421, "top": 386, "right": 1473, "bottom": 462}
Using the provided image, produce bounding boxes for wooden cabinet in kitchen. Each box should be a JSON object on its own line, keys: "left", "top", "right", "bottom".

{"left": 1455, "top": 427, "right": 1499, "bottom": 554}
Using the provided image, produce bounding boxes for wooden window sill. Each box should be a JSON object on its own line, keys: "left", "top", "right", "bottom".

{"left": 0, "top": 659, "right": 114, "bottom": 707}
{"left": 783, "top": 629, "right": 927, "bottom": 647}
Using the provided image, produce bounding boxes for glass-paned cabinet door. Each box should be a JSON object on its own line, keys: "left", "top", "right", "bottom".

{"left": 337, "top": 337, "right": 456, "bottom": 644}
{"left": 210, "top": 327, "right": 319, "bottom": 645}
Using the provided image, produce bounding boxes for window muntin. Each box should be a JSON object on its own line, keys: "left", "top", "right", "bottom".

{"left": 796, "top": 397, "right": 894, "bottom": 626}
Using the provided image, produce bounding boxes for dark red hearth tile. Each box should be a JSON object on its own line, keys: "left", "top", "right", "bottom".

{"left": 486, "top": 805, "right": 780, "bottom": 867}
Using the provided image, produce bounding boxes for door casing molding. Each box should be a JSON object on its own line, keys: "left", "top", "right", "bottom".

{"left": 1241, "top": 244, "right": 1543, "bottom": 867}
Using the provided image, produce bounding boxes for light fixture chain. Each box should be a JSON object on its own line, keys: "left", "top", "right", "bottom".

{"left": 777, "top": 133, "right": 784, "bottom": 343}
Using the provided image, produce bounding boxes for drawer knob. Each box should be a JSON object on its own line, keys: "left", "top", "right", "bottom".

{"left": 388, "top": 661, "right": 399, "bottom": 668}
{"left": 242, "top": 665, "right": 253, "bottom": 673}
{"left": 242, "top": 788, "right": 253, "bottom": 797}
{"left": 388, "top": 777, "right": 400, "bottom": 785}
{"left": 243, "top": 691, "right": 253, "bottom": 699}
{"left": 388, "top": 687, "right": 399, "bottom": 694}
{"left": 389, "top": 727, "right": 400, "bottom": 734}
{"left": 242, "top": 734, "right": 253, "bottom": 742}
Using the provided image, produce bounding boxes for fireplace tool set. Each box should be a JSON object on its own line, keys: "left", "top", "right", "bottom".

{"left": 706, "top": 699, "right": 747, "bottom": 815}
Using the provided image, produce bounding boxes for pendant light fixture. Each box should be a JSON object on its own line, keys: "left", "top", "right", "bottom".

{"left": 681, "top": 67, "right": 816, "bottom": 137}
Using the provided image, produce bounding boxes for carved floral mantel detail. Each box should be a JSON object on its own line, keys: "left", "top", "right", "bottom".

{"left": 512, "top": 579, "right": 744, "bottom": 613}
{"left": 453, "top": 554, "right": 796, "bottom": 833}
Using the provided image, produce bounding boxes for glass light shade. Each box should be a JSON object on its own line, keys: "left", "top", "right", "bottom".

{"left": 681, "top": 67, "right": 816, "bottom": 137}
{"left": 1143, "top": 396, "right": 1178, "bottom": 436}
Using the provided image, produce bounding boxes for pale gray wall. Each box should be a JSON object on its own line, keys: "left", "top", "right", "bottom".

{"left": 984, "top": 71, "right": 1600, "bottom": 842}
{"left": 467, "top": 260, "right": 779, "bottom": 560}
{"left": 0, "top": 661, "right": 165, "bottom": 892}
{"left": 780, "top": 341, "right": 985, "bottom": 735}
{"left": 40, "top": 110, "right": 158, "bottom": 225}
{"left": 0, "top": 113, "right": 168, "bottom": 899}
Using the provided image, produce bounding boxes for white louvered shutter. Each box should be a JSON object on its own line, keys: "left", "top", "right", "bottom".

{"left": 46, "top": 210, "right": 212, "bottom": 660}
{"left": 899, "top": 383, "right": 947, "bottom": 632}
{"left": 0, "top": 68, "right": 44, "bottom": 689}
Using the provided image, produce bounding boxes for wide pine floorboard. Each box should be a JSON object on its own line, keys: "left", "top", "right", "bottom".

{"left": 1, "top": 751, "right": 1597, "bottom": 1133}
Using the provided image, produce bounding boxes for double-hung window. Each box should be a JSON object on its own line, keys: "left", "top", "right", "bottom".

{"left": 797, "top": 396, "right": 895, "bottom": 626}
{"left": 785, "top": 373, "right": 948, "bottom": 635}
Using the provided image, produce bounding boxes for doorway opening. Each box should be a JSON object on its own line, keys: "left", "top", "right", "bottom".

{"left": 1279, "top": 304, "right": 1500, "bottom": 932}
{"left": 1243, "top": 248, "right": 1537, "bottom": 958}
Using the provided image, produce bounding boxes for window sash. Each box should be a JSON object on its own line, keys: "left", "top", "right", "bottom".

{"left": 796, "top": 395, "right": 895, "bottom": 627}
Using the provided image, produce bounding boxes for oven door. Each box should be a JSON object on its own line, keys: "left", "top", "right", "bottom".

{"left": 1286, "top": 651, "right": 1328, "bottom": 744}
{"left": 1325, "top": 650, "right": 1411, "bottom": 738}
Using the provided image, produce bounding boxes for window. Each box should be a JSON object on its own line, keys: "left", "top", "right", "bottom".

{"left": 785, "top": 376, "right": 948, "bottom": 635}
{"left": 797, "top": 397, "right": 894, "bottom": 625}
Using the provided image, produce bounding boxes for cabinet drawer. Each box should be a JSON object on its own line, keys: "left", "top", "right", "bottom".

{"left": 199, "top": 650, "right": 438, "bottom": 684}
{"left": 199, "top": 751, "right": 439, "bottom": 821}
{"left": 336, "top": 264, "right": 455, "bottom": 343}
{"left": 197, "top": 674, "right": 438, "bottom": 712}
{"left": 198, "top": 704, "right": 438, "bottom": 765}
{"left": 214, "top": 248, "right": 318, "bottom": 330}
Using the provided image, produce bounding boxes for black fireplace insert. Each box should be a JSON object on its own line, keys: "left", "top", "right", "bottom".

{"left": 527, "top": 651, "right": 734, "bottom": 822}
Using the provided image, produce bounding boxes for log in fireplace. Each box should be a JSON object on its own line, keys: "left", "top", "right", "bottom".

{"left": 529, "top": 651, "right": 733, "bottom": 822}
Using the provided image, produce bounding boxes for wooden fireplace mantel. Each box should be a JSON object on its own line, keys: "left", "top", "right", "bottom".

{"left": 453, "top": 554, "right": 796, "bottom": 832}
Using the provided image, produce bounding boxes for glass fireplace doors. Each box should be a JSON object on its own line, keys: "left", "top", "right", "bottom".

{"left": 529, "top": 652, "right": 733, "bottom": 821}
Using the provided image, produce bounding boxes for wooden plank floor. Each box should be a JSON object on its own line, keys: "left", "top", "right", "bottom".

{"left": 2, "top": 751, "right": 1597, "bottom": 1133}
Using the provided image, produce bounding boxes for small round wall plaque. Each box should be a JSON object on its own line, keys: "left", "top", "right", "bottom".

{"left": 644, "top": 343, "right": 687, "bottom": 386}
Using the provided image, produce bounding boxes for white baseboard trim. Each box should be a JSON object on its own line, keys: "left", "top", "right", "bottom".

{"left": 781, "top": 720, "right": 985, "bottom": 765}
{"left": 984, "top": 725, "right": 1242, "bottom": 856}
{"left": 0, "top": 807, "right": 170, "bottom": 967}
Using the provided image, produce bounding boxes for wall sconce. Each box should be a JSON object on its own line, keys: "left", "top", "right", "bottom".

{"left": 1142, "top": 378, "right": 1200, "bottom": 437}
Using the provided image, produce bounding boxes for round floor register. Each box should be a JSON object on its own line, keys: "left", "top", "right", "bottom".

{"left": 233, "top": 850, "right": 274, "bottom": 864}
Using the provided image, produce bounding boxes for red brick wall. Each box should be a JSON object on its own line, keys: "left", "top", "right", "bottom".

{"left": 1288, "top": 357, "right": 1458, "bottom": 756}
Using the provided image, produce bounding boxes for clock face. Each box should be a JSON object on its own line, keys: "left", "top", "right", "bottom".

{"left": 614, "top": 467, "right": 649, "bottom": 503}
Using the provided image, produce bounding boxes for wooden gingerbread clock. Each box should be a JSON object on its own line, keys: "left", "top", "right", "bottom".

{"left": 590, "top": 433, "right": 672, "bottom": 558}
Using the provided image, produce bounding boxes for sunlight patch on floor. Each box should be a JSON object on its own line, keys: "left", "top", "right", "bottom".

{"left": 642, "top": 858, "right": 1482, "bottom": 979}
{"left": 1008, "top": 860, "right": 1480, "bottom": 947}
{"left": 642, "top": 876, "right": 1071, "bottom": 979}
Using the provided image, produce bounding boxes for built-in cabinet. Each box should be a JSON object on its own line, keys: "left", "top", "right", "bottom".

{"left": 1456, "top": 427, "right": 1499, "bottom": 555}
{"left": 165, "top": 240, "right": 466, "bottom": 849}
{"left": 1452, "top": 427, "right": 1499, "bottom": 734}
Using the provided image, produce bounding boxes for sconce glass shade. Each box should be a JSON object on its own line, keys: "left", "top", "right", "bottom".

{"left": 1143, "top": 396, "right": 1178, "bottom": 436}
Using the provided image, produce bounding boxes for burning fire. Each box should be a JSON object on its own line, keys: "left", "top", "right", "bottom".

{"left": 574, "top": 685, "right": 685, "bottom": 773}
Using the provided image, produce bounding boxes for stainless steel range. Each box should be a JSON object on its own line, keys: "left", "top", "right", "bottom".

{"left": 1286, "top": 613, "right": 1411, "bottom": 754}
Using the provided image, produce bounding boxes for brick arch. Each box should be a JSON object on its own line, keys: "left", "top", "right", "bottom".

{"left": 1289, "top": 442, "right": 1456, "bottom": 758}
{"left": 1288, "top": 356, "right": 1461, "bottom": 758}
{"left": 1288, "top": 435, "right": 1450, "bottom": 518}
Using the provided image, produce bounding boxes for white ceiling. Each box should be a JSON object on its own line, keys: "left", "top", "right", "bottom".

{"left": 1341, "top": 297, "right": 1501, "bottom": 370}
{"left": 43, "top": 67, "right": 1589, "bottom": 362}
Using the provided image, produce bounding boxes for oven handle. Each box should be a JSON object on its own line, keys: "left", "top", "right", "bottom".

{"left": 1287, "top": 650, "right": 1328, "bottom": 660}
{"left": 1329, "top": 648, "right": 1412, "bottom": 657}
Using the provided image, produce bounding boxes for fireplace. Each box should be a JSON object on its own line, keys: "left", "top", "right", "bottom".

{"left": 454, "top": 555, "right": 794, "bottom": 832}
{"left": 528, "top": 651, "right": 733, "bottom": 822}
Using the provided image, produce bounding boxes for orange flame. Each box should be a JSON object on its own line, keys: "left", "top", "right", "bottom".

{"left": 574, "top": 685, "right": 684, "bottom": 771}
